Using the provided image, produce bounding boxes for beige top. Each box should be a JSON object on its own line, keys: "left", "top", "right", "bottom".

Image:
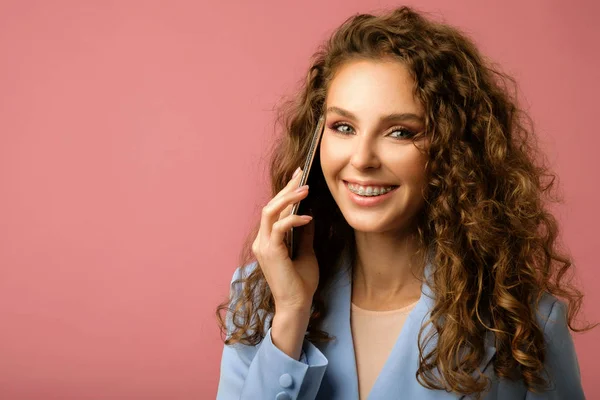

{"left": 350, "top": 300, "right": 418, "bottom": 400}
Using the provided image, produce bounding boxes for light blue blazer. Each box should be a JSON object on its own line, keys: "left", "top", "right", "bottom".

{"left": 216, "top": 249, "right": 584, "bottom": 400}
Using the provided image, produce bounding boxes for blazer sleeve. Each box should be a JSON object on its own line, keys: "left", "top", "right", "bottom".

{"left": 216, "top": 264, "right": 329, "bottom": 400}
{"left": 525, "top": 299, "right": 585, "bottom": 400}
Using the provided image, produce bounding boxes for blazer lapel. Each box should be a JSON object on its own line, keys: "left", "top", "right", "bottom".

{"left": 369, "top": 252, "right": 497, "bottom": 399}
{"left": 316, "top": 246, "right": 497, "bottom": 400}
{"left": 367, "top": 251, "right": 461, "bottom": 399}
{"left": 458, "top": 338, "right": 496, "bottom": 399}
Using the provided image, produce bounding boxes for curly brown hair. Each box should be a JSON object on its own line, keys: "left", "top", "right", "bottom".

{"left": 215, "top": 5, "right": 594, "bottom": 398}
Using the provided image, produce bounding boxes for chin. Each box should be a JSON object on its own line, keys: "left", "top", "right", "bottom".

{"left": 342, "top": 213, "right": 394, "bottom": 234}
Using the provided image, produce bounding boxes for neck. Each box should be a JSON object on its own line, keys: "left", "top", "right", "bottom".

{"left": 351, "top": 226, "right": 425, "bottom": 311}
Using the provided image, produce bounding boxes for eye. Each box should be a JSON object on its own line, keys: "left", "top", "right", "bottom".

{"left": 388, "top": 127, "right": 416, "bottom": 139}
{"left": 329, "top": 122, "right": 416, "bottom": 140}
{"left": 329, "top": 122, "right": 354, "bottom": 135}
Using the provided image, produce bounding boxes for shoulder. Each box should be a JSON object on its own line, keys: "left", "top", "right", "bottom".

{"left": 491, "top": 293, "right": 583, "bottom": 398}
{"left": 227, "top": 261, "right": 261, "bottom": 302}
{"left": 229, "top": 260, "right": 259, "bottom": 284}
{"left": 225, "top": 261, "right": 273, "bottom": 337}
{"left": 226, "top": 260, "right": 263, "bottom": 310}
{"left": 534, "top": 292, "right": 568, "bottom": 335}
{"left": 529, "top": 292, "right": 583, "bottom": 398}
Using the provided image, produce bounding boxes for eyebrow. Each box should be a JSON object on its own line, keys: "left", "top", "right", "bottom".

{"left": 326, "top": 106, "right": 424, "bottom": 125}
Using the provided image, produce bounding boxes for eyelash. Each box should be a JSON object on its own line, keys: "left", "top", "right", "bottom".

{"left": 328, "top": 122, "right": 416, "bottom": 140}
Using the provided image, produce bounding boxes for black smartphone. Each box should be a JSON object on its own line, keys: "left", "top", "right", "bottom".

{"left": 285, "top": 113, "right": 326, "bottom": 260}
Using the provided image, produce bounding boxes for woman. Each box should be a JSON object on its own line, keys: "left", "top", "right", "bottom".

{"left": 215, "top": 6, "right": 592, "bottom": 400}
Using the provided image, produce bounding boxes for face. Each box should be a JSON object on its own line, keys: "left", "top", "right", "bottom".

{"left": 320, "top": 59, "right": 429, "bottom": 235}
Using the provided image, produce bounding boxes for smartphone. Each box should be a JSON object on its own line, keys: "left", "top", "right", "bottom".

{"left": 285, "top": 113, "right": 326, "bottom": 260}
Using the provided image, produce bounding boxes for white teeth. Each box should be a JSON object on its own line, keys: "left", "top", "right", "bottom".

{"left": 347, "top": 183, "right": 396, "bottom": 196}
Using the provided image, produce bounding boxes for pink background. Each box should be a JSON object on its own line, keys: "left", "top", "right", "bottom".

{"left": 0, "top": 0, "right": 598, "bottom": 398}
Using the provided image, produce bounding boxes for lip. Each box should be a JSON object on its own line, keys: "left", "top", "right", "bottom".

{"left": 343, "top": 179, "right": 398, "bottom": 187}
{"left": 343, "top": 181, "right": 399, "bottom": 207}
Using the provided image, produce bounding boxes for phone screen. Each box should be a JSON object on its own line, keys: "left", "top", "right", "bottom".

{"left": 286, "top": 113, "right": 326, "bottom": 260}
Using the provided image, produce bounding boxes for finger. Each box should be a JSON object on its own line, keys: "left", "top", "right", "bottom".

{"left": 255, "top": 168, "right": 302, "bottom": 257}
{"left": 275, "top": 168, "right": 307, "bottom": 219}
{"left": 273, "top": 167, "right": 304, "bottom": 202}
{"left": 270, "top": 213, "right": 314, "bottom": 251}
{"left": 279, "top": 202, "right": 293, "bottom": 221}
{"left": 258, "top": 168, "right": 302, "bottom": 246}
{"left": 259, "top": 185, "right": 309, "bottom": 245}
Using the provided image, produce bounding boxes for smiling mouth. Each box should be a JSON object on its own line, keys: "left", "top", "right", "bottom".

{"left": 343, "top": 181, "right": 399, "bottom": 196}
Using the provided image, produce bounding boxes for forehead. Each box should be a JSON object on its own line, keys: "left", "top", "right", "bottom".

{"left": 326, "top": 59, "right": 423, "bottom": 116}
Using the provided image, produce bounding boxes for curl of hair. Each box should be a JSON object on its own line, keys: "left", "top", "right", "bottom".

{"left": 216, "top": 6, "right": 594, "bottom": 399}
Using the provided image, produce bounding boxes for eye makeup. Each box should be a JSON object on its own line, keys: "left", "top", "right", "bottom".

{"left": 327, "top": 121, "right": 418, "bottom": 140}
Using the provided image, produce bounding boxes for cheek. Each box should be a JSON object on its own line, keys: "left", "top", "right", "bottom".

{"left": 388, "top": 151, "right": 428, "bottom": 183}
{"left": 319, "top": 135, "right": 343, "bottom": 175}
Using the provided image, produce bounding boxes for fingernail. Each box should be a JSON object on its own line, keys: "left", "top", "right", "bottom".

{"left": 293, "top": 167, "right": 301, "bottom": 178}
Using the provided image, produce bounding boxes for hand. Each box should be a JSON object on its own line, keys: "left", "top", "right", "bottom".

{"left": 251, "top": 167, "right": 319, "bottom": 314}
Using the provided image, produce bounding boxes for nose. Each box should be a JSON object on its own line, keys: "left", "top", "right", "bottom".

{"left": 350, "top": 134, "right": 380, "bottom": 170}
